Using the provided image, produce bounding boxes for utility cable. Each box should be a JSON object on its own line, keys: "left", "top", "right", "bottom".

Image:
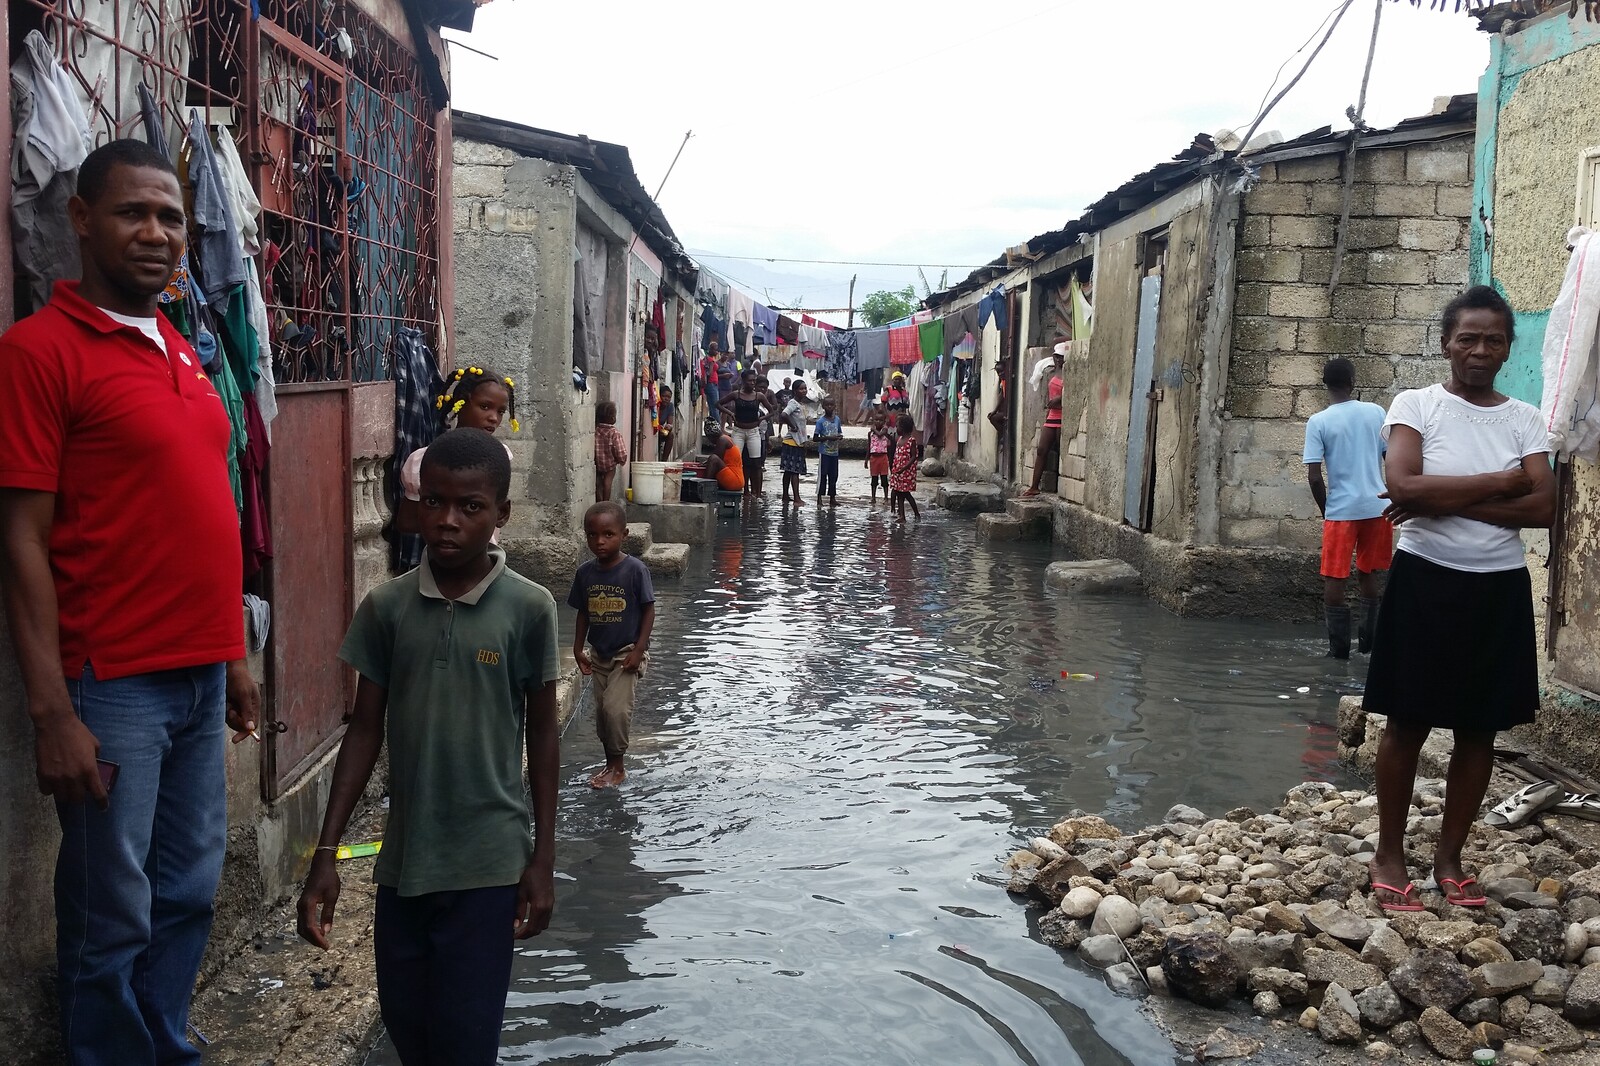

{"left": 1328, "top": 0, "right": 1385, "bottom": 292}
{"left": 691, "top": 251, "right": 990, "bottom": 270}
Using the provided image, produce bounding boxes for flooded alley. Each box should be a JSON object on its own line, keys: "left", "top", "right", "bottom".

{"left": 367, "top": 475, "right": 1362, "bottom": 1065}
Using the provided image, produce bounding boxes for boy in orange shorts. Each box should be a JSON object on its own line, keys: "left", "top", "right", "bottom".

{"left": 1304, "top": 358, "right": 1392, "bottom": 658}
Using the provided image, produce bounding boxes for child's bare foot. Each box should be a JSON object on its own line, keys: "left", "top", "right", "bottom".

{"left": 589, "top": 762, "right": 626, "bottom": 789}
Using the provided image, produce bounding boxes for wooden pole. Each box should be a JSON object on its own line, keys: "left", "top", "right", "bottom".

{"left": 847, "top": 274, "right": 857, "bottom": 329}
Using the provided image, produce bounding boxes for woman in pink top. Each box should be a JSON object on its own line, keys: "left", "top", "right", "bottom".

{"left": 1021, "top": 346, "right": 1065, "bottom": 497}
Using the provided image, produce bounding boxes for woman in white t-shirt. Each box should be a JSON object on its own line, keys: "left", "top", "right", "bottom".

{"left": 1364, "top": 287, "right": 1555, "bottom": 913}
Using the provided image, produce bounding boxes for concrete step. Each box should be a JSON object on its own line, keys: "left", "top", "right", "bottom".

{"left": 623, "top": 522, "right": 653, "bottom": 556}
{"left": 1006, "top": 497, "right": 1055, "bottom": 524}
{"left": 641, "top": 542, "right": 690, "bottom": 576}
{"left": 977, "top": 514, "right": 1024, "bottom": 541}
{"left": 935, "top": 482, "right": 1005, "bottom": 514}
{"left": 1044, "top": 559, "right": 1141, "bottom": 595}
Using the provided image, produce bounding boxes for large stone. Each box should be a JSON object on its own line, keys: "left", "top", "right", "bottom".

{"left": 1104, "top": 962, "right": 1145, "bottom": 997}
{"left": 1460, "top": 938, "right": 1515, "bottom": 967}
{"left": 1261, "top": 901, "right": 1306, "bottom": 934}
{"left": 1248, "top": 966, "right": 1309, "bottom": 1003}
{"left": 1047, "top": 815, "right": 1121, "bottom": 846}
{"left": 1059, "top": 886, "right": 1102, "bottom": 920}
{"left": 1044, "top": 559, "right": 1142, "bottom": 595}
{"left": 1529, "top": 964, "right": 1573, "bottom": 1006}
{"left": 640, "top": 542, "right": 690, "bottom": 576}
{"left": 1029, "top": 855, "right": 1091, "bottom": 906}
{"left": 1566, "top": 963, "right": 1600, "bottom": 1023}
{"left": 1417, "top": 1006, "right": 1476, "bottom": 1061}
{"left": 1468, "top": 958, "right": 1544, "bottom": 998}
{"left": 1197, "top": 1027, "right": 1262, "bottom": 1061}
{"left": 1565, "top": 922, "right": 1589, "bottom": 963}
{"left": 1501, "top": 909, "right": 1566, "bottom": 964}
{"left": 1302, "top": 946, "right": 1386, "bottom": 991}
{"left": 1518, "top": 1004, "right": 1586, "bottom": 1052}
{"left": 1165, "top": 803, "right": 1207, "bottom": 825}
{"left": 1356, "top": 982, "right": 1408, "bottom": 1029}
{"left": 1161, "top": 931, "right": 1242, "bottom": 1008}
{"left": 1455, "top": 997, "right": 1501, "bottom": 1025}
{"left": 1090, "top": 895, "right": 1141, "bottom": 940}
{"left": 934, "top": 482, "right": 1004, "bottom": 513}
{"left": 1414, "top": 921, "right": 1480, "bottom": 955}
{"left": 1361, "top": 921, "right": 1414, "bottom": 972}
{"left": 1304, "top": 900, "right": 1375, "bottom": 944}
{"left": 1318, "top": 982, "right": 1365, "bottom": 1045}
{"left": 1230, "top": 931, "right": 1301, "bottom": 973}
{"left": 1389, "top": 949, "right": 1473, "bottom": 1012}
{"left": 1037, "top": 910, "right": 1090, "bottom": 950}
{"left": 1078, "top": 933, "right": 1126, "bottom": 968}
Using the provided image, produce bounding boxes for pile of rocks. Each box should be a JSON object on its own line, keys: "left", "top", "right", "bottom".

{"left": 1004, "top": 782, "right": 1600, "bottom": 1061}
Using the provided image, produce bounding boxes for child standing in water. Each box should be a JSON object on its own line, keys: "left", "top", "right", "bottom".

{"left": 569, "top": 501, "right": 655, "bottom": 789}
{"left": 397, "top": 366, "right": 517, "bottom": 539}
{"left": 866, "top": 411, "right": 891, "bottom": 503}
{"left": 594, "top": 401, "right": 629, "bottom": 502}
{"left": 890, "top": 412, "right": 922, "bottom": 522}
{"left": 298, "top": 430, "right": 560, "bottom": 1066}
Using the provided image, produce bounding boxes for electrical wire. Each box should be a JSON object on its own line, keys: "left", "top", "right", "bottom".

{"left": 691, "top": 251, "right": 989, "bottom": 269}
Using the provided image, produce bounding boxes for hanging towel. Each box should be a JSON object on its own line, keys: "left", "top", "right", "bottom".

{"left": 1540, "top": 226, "right": 1600, "bottom": 461}
{"left": 856, "top": 328, "right": 890, "bottom": 372}
{"left": 918, "top": 318, "right": 944, "bottom": 363}
{"left": 889, "top": 324, "right": 921, "bottom": 366}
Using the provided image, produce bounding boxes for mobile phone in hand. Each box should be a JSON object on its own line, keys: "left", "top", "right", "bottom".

{"left": 96, "top": 759, "right": 119, "bottom": 794}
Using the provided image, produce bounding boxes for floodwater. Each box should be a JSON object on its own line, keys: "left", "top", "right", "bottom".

{"left": 367, "top": 469, "right": 1362, "bottom": 1066}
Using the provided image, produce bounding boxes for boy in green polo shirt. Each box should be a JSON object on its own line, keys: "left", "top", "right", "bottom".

{"left": 296, "top": 428, "right": 560, "bottom": 1066}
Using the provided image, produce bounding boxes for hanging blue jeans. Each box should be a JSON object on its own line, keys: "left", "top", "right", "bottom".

{"left": 57, "top": 663, "right": 227, "bottom": 1066}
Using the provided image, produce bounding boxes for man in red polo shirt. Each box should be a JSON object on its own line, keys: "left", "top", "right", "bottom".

{"left": 0, "top": 140, "right": 260, "bottom": 1066}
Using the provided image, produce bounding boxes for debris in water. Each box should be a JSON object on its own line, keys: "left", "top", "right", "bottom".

{"left": 187, "top": 1023, "right": 210, "bottom": 1046}
{"left": 1059, "top": 672, "right": 1098, "bottom": 682}
{"left": 886, "top": 930, "right": 921, "bottom": 940}
{"left": 1227, "top": 669, "right": 1243, "bottom": 676}
{"left": 1296, "top": 686, "right": 1310, "bottom": 694}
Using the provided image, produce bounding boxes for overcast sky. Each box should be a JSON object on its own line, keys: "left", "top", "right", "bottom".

{"left": 449, "top": 1, "right": 1488, "bottom": 318}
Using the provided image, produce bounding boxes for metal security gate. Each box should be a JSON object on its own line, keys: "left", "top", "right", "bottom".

{"left": 9, "top": 0, "right": 443, "bottom": 800}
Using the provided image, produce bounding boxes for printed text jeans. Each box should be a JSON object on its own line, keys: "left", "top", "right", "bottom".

{"left": 58, "top": 663, "right": 227, "bottom": 1066}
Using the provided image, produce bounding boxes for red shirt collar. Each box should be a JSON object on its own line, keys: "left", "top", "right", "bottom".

{"left": 49, "top": 280, "right": 185, "bottom": 350}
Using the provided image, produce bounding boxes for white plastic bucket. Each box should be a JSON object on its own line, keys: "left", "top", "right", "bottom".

{"left": 632, "top": 462, "right": 667, "bottom": 505}
{"left": 663, "top": 463, "right": 683, "bottom": 501}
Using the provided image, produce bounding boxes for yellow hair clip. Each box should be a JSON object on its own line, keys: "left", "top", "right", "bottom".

{"left": 509, "top": 419, "right": 520, "bottom": 433}
{"left": 454, "top": 368, "right": 465, "bottom": 379}
{"left": 434, "top": 396, "right": 443, "bottom": 409}
{"left": 504, "top": 377, "right": 515, "bottom": 388}
{"left": 451, "top": 399, "right": 465, "bottom": 413}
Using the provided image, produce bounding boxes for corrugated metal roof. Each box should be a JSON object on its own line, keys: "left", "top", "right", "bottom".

{"left": 450, "top": 110, "right": 698, "bottom": 288}
{"left": 925, "top": 98, "right": 1476, "bottom": 308}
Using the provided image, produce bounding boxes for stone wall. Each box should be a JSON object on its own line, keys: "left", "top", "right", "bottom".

{"left": 1220, "top": 136, "right": 1475, "bottom": 551}
{"left": 452, "top": 137, "right": 593, "bottom": 585}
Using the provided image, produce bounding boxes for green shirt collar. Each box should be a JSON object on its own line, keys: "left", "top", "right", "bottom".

{"left": 417, "top": 546, "right": 507, "bottom": 605}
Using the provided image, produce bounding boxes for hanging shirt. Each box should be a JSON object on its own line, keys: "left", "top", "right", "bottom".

{"left": 918, "top": 319, "right": 944, "bottom": 363}
{"left": 856, "top": 329, "right": 891, "bottom": 372}
{"left": 889, "top": 324, "right": 921, "bottom": 366}
{"left": 823, "top": 331, "right": 860, "bottom": 385}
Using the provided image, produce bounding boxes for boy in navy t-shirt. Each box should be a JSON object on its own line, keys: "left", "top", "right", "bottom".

{"left": 569, "top": 502, "right": 655, "bottom": 788}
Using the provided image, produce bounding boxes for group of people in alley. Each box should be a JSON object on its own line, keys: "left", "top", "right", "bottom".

{"left": 0, "top": 136, "right": 1560, "bottom": 1066}
{"left": 696, "top": 366, "right": 925, "bottom": 518}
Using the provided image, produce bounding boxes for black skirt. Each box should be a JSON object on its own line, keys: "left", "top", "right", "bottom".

{"left": 1363, "top": 550, "right": 1538, "bottom": 731}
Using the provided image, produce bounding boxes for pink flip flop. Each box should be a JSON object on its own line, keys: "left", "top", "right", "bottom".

{"left": 1371, "top": 881, "right": 1426, "bottom": 912}
{"left": 1439, "top": 877, "right": 1488, "bottom": 907}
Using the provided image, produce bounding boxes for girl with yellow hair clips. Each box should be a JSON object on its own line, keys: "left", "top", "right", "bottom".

{"left": 395, "top": 366, "right": 518, "bottom": 538}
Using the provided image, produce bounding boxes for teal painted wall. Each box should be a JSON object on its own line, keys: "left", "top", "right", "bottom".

{"left": 1474, "top": 14, "right": 1600, "bottom": 407}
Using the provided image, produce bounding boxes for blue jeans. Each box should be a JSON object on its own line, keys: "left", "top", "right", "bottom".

{"left": 57, "top": 663, "right": 227, "bottom": 1066}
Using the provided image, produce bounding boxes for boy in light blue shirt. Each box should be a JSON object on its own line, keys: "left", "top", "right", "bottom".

{"left": 1304, "top": 357, "right": 1392, "bottom": 659}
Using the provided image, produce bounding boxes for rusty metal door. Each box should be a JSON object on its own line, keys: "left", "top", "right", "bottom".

{"left": 265, "top": 389, "right": 351, "bottom": 796}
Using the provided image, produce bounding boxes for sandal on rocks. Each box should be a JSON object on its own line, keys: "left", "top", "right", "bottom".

{"left": 1483, "top": 780, "right": 1564, "bottom": 828}
{"left": 1370, "top": 881, "right": 1426, "bottom": 913}
{"left": 1439, "top": 877, "right": 1488, "bottom": 908}
{"left": 1551, "top": 791, "right": 1600, "bottom": 822}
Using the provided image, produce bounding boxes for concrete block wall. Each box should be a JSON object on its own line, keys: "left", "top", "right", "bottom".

{"left": 1220, "top": 137, "right": 1473, "bottom": 549}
